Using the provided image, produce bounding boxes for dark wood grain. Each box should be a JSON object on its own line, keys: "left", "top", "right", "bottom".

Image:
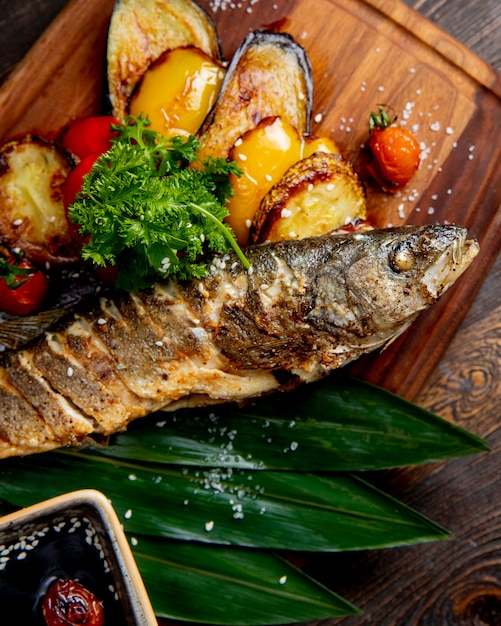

{"left": 0, "top": 1, "right": 500, "bottom": 625}
{"left": 0, "top": 0, "right": 69, "bottom": 83}
{"left": 329, "top": 3, "right": 501, "bottom": 624}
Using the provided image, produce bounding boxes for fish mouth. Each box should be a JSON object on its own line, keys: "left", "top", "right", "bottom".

{"left": 422, "top": 234, "right": 479, "bottom": 299}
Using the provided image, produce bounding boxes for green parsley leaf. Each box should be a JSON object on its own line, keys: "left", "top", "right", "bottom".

{"left": 69, "top": 115, "right": 249, "bottom": 292}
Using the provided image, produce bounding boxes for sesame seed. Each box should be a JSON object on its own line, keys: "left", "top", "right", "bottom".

{"left": 97, "top": 318, "right": 107, "bottom": 325}
{"left": 205, "top": 520, "right": 215, "bottom": 532}
{"left": 314, "top": 112, "right": 323, "bottom": 123}
{"left": 67, "top": 367, "right": 74, "bottom": 377}
{"left": 124, "top": 509, "right": 133, "bottom": 519}
{"left": 279, "top": 575, "right": 287, "bottom": 585}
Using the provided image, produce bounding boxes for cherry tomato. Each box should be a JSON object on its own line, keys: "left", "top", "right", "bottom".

{"left": 62, "top": 115, "right": 119, "bottom": 160}
{"left": 62, "top": 153, "right": 99, "bottom": 209}
{"left": 62, "top": 153, "right": 99, "bottom": 245}
{"left": 367, "top": 106, "right": 421, "bottom": 192}
{"left": 42, "top": 578, "right": 104, "bottom": 626}
{"left": 0, "top": 255, "right": 48, "bottom": 316}
{"left": 95, "top": 265, "right": 118, "bottom": 286}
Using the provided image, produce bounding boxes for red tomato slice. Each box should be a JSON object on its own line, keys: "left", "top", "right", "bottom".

{"left": 0, "top": 258, "right": 48, "bottom": 316}
{"left": 62, "top": 115, "right": 119, "bottom": 160}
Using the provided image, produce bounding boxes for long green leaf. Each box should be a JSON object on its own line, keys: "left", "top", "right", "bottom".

{"left": 0, "top": 452, "right": 449, "bottom": 551}
{"left": 94, "top": 376, "right": 488, "bottom": 470}
{"left": 133, "top": 536, "right": 360, "bottom": 624}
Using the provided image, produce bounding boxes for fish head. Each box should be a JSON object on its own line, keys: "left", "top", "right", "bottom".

{"left": 371, "top": 223, "right": 478, "bottom": 300}
{"left": 345, "top": 224, "right": 479, "bottom": 333}
{"left": 307, "top": 224, "right": 479, "bottom": 353}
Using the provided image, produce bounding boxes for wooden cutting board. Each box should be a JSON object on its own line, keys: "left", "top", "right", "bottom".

{"left": 1, "top": 0, "right": 500, "bottom": 399}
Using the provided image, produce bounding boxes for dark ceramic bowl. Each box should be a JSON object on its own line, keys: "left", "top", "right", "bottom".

{"left": 0, "top": 489, "right": 157, "bottom": 625}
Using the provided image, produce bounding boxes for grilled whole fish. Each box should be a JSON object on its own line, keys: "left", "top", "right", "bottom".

{"left": 0, "top": 225, "right": 478, "bottom": 458}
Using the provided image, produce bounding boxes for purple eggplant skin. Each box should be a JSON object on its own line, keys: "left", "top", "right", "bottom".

{"left": 196, "top": 30, "right": 314, "bottom": 161}
{"left": 106, "top": 0, "right": 223, "bottom": 121}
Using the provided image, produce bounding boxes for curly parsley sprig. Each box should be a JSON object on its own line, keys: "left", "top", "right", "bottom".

{"left": 69, "top": 115, "right": 249, "bottom": 292}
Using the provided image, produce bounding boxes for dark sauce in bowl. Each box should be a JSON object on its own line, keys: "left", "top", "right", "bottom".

{"left": 0, "top": 509, "right": 131, "bottom": 624}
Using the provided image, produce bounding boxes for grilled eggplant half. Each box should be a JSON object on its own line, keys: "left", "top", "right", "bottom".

{"left": 107, "top": 0, "right": 222, "bottom": 121}
{"left": 0, "top": 136, "right": 79, "bottom": 266}
{"left": 196, "top": 30, "right": 314, "bottom": 161}
{"left": 250, "top": 152, "right": 367, "bottom": 244}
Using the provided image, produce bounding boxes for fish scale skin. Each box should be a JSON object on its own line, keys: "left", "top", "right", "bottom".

{"left": 0, "top": 225, "right": 478, "bottom": 458}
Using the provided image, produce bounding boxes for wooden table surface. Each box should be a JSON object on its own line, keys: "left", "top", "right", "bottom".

{"left": 1, "top": 1, "right": 500, "bottom": 624}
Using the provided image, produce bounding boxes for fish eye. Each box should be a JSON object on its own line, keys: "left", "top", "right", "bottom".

{"left": 389, "top": 244, "right": 415, "bottom": 273}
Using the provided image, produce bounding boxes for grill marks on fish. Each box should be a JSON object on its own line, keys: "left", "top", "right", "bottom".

{"left": 0, "top": 225, "right": 478, "bottom": 458}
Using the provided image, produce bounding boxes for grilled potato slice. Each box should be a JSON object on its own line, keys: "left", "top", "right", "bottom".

{"left": 107, "top": 0, "right": 222, "bottom": 122}
{"left": 249, "top": 152, "right": 367, "bottom": 245}
{"left": 226, "top": 116, "right": 341, "bottom": 247}
{"left": 196, "top": 30, "right": 313, "bottom": 161}
{"left": 0, "top": 136, "right": 79, "bottom": 266}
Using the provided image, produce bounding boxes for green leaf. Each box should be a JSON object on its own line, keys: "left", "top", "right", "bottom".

{"left": 96, "top": 376, "right": 488, "bottom": 470}
{"left": 133, "top": 536, "right": 360, "bottom": 624}
{"left": 0, "top": 452, "right": 449, "bottom": 551}
{"left": 70, "top": 114, "right": 249, "bottom": 291}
